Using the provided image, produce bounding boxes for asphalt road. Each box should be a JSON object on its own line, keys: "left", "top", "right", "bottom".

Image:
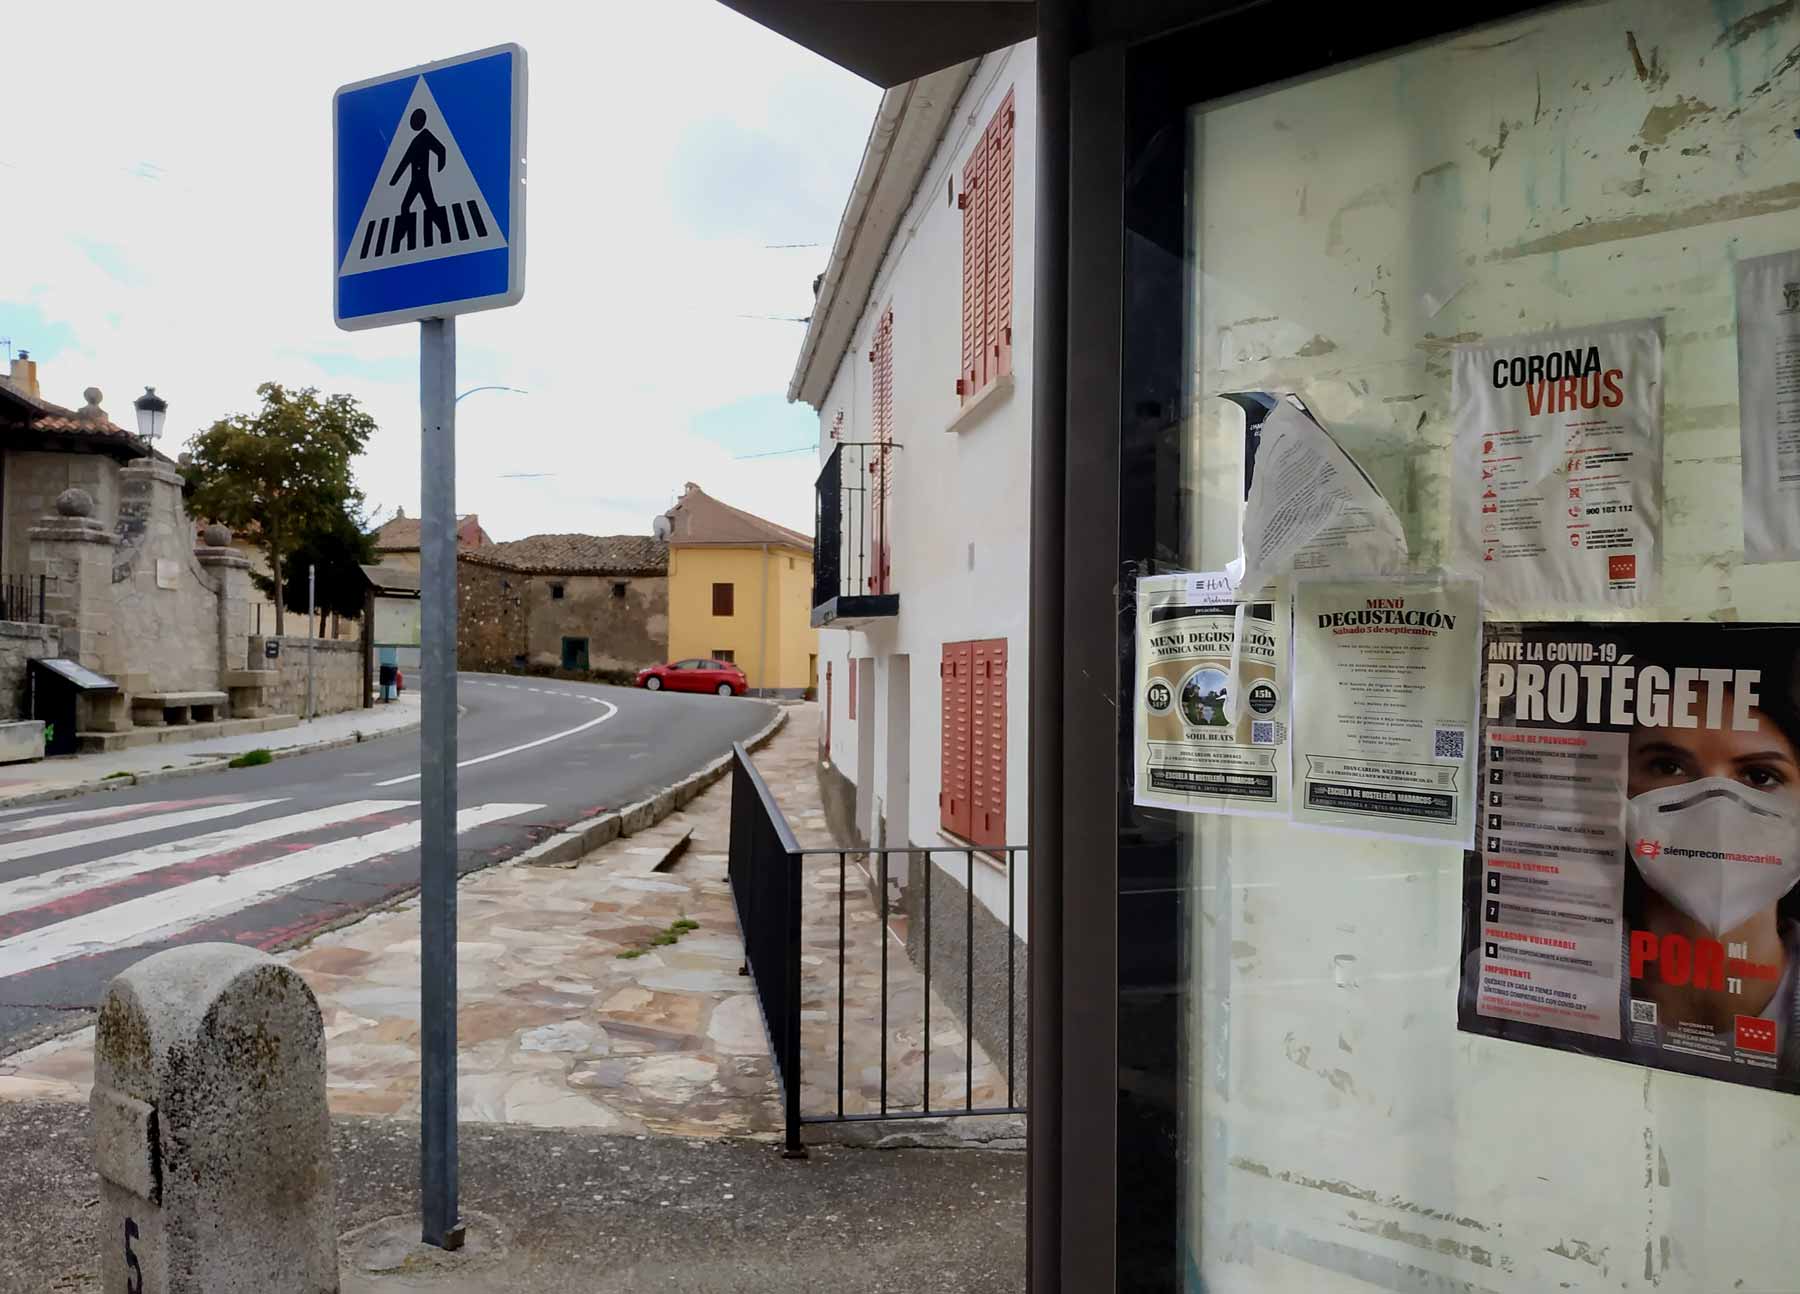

{"left": 0, "top": 672, "right": 775, "bottom": 1055}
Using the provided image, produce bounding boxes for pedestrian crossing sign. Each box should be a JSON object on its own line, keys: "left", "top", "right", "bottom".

{"left": 333, "top": 44, "right": 526, "bottom": 330}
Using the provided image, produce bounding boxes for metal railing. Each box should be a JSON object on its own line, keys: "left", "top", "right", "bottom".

{"left": 812, "top": 440, "right": 899, "bottom": 610}
{"left": 0, "top": 574, "right": 49, "bottom": 625}
{"left": 728, "top": 742, "right": 1027, "bottom": 1156}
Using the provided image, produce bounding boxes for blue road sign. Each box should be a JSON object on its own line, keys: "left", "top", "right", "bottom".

{"left": 333, "top": 45, "right": 527, "bottom": 331}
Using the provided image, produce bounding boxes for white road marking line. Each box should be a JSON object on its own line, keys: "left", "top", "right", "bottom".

{"left": 0, "top": 799, "right": 200, "bottom": 835}
{"left": 0, "top": 800, "right": 413, "bottom": 918}
{"left": 373, "top": 702, "right": 619, "bottom": 787}
{"left": 0, "top": 801, "right": 287, "bottom": 867}
{"left": 0, "top": 802, "right": 540, "bottom": 979}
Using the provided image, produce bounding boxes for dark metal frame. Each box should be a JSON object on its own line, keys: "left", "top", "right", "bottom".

{"left": 728, "top": 743, "right": 1027, "bottom": 1156}
{"left": 811, "top": 441, "right": 901, "bottom": 628}
{"left": 0, "top": 574, "right": 49, "bottom": 625}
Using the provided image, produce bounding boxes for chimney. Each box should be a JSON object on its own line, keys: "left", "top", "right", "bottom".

{"left": 9, "top": 350, "right": 38, "bottom": 398}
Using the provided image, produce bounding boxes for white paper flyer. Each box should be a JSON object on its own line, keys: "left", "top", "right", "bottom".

{"left": 1232, "top": 395, "right": 1408, "bottom": 595}
{"left": 1134, "top": 572, "right": 1289, "bottom": 817}
{"left": 1451, "top": 318, "right": 1663, "bottom": 609}
{"left": 1736, "top": 250, "right": 1800, "bottom": 563}
{"left": 1290, "top": 572, "right": 1480, "bottom": 845}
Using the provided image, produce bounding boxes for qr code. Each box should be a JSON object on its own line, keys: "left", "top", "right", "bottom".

{"left": 1630, "top": 999, "right": 1658, "bottom": 1026}
{"left": 1251, "top": 720, "right": 1284, "bottom": 746}
{"left": 1434, "top": 727, "right": 1466, "bottom": 760}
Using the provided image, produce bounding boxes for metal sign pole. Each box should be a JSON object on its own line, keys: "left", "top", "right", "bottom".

{"left": 306, "top": 564, "right": 317, "bottom": 721}
{"left": 418, "top": 314, "right": 462, "bottom": 1249}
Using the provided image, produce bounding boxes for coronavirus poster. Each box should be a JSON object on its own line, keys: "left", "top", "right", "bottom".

{"left": 1451, "top": 319, "right": 1663, "bottom": 611}
{"left": 1458, "top": 622, "right": 1800, "bottom": 1093}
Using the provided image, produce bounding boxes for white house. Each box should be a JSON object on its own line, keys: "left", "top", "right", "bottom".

{"left": 789, "top": 42, "right": 1034, "bottom": 1062}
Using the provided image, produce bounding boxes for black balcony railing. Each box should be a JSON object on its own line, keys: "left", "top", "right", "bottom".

{"left": 728, "top": 743, "right": 1027, "bottom": 1155}
{"left": 0, "top": 574, "right": 49, "bottom": 625}
{"left": 812, "top": 441, "right": 900, "bottom": 628}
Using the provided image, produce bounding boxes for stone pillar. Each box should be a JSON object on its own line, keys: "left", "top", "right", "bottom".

{"left": 196, "top": 525, "right": 275, "bottom": 718}
{"left": 92, "top": 943, "right": 339, "bottom": 1293}
{"left": 29, "top": 488, "right": 128, "bottom": 732}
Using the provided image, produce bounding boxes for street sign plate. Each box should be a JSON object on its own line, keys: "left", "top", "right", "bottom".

{"left": 333, "top": 44, "right": 527, "bottom": 331}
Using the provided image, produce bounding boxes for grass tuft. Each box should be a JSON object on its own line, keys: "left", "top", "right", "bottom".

{"left": 227, "top": 749, "right": 273, "bottom": 769}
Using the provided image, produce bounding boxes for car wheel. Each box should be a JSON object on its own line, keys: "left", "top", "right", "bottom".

{"left": 716, "top": 683, "right": 733, "bottom": 696}
{"left": 645, "top": 676, "right": 662, "bottom": 691}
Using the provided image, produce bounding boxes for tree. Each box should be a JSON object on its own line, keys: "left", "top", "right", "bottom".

{"left": 253, "top": 506, "right": 376, "bottom": 637}
{"left": 185, "top": 383, "right": 375, "bottom": 634}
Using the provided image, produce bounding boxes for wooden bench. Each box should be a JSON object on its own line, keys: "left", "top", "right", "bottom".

{"left": 131, "top": 690, "right": 229, "bottom": 727}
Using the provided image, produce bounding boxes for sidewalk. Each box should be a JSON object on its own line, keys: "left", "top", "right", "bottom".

{"left": 3, "top": 1100, "right": 1025, "bottom": 1293}
{"left": 0, "top": 694, "right": 422, "bottom": 807}
{"left": 1, "top": 703, "right": 1014, "bottom": 1148}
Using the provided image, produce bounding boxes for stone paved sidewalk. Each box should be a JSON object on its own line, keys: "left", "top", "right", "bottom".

{"left": 0, "top": 703, "right": 1014, "bottom": 1146}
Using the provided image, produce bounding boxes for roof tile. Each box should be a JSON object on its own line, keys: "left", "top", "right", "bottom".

{"left": 461, "top": 534, "right": 668, "bottom": 575}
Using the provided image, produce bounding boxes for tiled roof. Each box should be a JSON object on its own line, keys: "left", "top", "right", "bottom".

{"left": 0, "top": 377, "right": 142, "bottom": 447}
{"left": 461, "top": 534, "right": 669, "bottom": 575}
{"left": 662, "top": 482, "right": 812, "bottom": 551}
{"left": 360, "top": 563, "right": 420, "bottom": 594}
{"left": 374, "top": 513, "right": 489, "bottom": 551}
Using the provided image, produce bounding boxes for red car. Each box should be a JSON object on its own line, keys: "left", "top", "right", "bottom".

{"left": 636, "top": 658, "right": 748, "bottom": 696}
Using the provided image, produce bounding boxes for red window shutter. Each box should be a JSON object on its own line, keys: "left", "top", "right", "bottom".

{"left": 869, "top": 307, "right": 895, "bottom": 594}
{"left": 940, "top": 642, "right": 973, "bottom": 837}
{"left": 959, "top": 148, "right": 984, "bottom": 404}
{"left": 990, "top": 90, "right": 1015, "bottom": 380}
{"left": 970, "top": 638, "right": 1007, "bottom": 847}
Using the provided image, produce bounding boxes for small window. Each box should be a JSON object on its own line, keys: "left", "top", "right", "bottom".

{"left": 714, "top": 650, "right": 735, "bottom": 664}
{"left": 787, "top": 557, "right": 795, "bottom": 570}
{"left": 612, "top": 581, "right": 628, "bottom": 597}
{"left": 712, "top": 582, "right": 735, "bottom": 616}
{"left": 550, "top": 583, "right": 566, "bottom": 600}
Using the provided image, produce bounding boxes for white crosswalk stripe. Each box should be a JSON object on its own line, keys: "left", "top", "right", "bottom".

{"left": 0, "top": 800, "right": 284, "bottom": 865}
{"left": 0, "top": 802, "right": 540, "bottom": 979}
{"left": 0, "top": 800, "right": 411, "bottom": 918}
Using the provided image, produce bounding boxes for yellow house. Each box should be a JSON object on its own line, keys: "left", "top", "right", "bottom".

{"left": 662, "top": 483, "right": 816, "bottom": 697}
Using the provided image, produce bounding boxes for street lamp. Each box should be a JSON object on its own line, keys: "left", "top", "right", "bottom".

{"left": 454, "top": 385, "right": 528, "bottom": 404}
{"left": 132, "top": 386, "right": 168, "bottom": 442}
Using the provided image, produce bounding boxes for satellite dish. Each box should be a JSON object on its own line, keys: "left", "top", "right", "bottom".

{"left": 652, "top": 514, "right": 673, "bottom": 540}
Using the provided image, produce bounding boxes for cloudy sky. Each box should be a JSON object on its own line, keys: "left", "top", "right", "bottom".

{"left": 0, "top": 2, "right": 878, "bottom": 541}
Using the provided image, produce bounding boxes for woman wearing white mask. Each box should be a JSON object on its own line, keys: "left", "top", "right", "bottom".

{"left": 1622, "top": 682, "right": 1800, "bottom": 1075}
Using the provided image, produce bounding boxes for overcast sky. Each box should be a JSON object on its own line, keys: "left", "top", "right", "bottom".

{"left": 0, "top": 2, "right": 878, "bottom": 541}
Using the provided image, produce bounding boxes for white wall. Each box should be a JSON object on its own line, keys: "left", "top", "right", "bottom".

{"left": 814, "top": 43, "right": 1035, "bottom": 937}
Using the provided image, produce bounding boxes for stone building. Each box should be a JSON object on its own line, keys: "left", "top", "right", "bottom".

{"left": 456, "top": 534, "right": 668, "bottom": 677}
{"left": 373, "top": 508, "right": 490, "bottom": 571}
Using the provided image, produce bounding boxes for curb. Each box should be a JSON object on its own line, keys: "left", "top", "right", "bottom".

{"left": 513, "top": 705, "right": 789, "bottom": 869}
{"left": 0, "top": 709, "right": 426, "bottom": 812}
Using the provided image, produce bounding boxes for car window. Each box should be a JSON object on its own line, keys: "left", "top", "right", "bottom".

{"left": 676, "top": 660, "right": 701, "bottom": 670}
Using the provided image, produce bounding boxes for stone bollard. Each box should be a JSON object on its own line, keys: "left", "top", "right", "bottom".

{"left": 92, "top": 943, "right": 338, "bottom": 1293}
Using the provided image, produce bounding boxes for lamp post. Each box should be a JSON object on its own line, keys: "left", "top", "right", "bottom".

{"left": 454, "top": 385, "right": 528, "bottom": 405}
{"left": 132, "top": 386, "right": 167, "bottom": 442}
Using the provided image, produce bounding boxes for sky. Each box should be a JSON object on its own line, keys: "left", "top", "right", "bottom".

{"left": 0, "top": 1, "right": 880, "bottom": 541}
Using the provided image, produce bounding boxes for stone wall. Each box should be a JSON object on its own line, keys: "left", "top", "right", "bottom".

{"left": 247, "top": 636, "right": 365, "bottom": 717}
{"left": 0, "top": 619, "right": 61, "bottom": 721}
{"left": 2, "top": 449, "right": 121, "bottom": 576}
{"left": 458, "top": 560, "right": 668, "bottom": 676}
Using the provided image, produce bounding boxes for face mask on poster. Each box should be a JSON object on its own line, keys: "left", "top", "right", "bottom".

{"left": 1627, "top": 777, "right": 1800, "bottom": 936}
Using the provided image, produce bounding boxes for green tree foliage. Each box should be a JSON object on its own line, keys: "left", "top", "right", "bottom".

{"left": 253, "top": 506, "right": 377, "bottom": 630}
{"left": 185, "top": 383, "right": 375, "bottom": 634}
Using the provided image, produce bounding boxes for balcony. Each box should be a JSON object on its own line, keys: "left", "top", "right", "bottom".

{"left": 812, "top": 440, "right": 900, "bottom": 629}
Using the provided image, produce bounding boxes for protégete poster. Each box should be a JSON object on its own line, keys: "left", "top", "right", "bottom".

{"left": 1134, "top": 571, "right": 1289, "bottom": 817}
{"left": 1230, "top": 395, "right": 1408, "bottom": 595}
{"left": 1451, "top": 318, "right": 1663, "bottom": 610}
{"left": 1290, "top": 572, "right": 1480, "bottom": 844}
{"left": 1459, "top": 622, "right": 1800, "bottom": 1094}
{"left": 1737, "top": 251, "right": 1800, "bottom": 564}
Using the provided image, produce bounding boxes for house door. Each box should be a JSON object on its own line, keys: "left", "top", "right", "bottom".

{"left": 560, "top": 637, "right": 589, "bottom": 671}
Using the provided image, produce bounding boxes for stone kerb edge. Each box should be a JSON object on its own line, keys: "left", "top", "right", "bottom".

{"left": 517, "top": 705, "right": 787, "bottom": 869}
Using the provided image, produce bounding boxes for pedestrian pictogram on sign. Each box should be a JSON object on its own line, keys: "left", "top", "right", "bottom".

{"left": 339, "top": 80, "right": 506, "bottom": 278}
{"left": 333, "top": 43, "right": 526, "bottom": 330}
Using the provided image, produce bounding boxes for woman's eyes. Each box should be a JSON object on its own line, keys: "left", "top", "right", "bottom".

{"left": 1647, "top": 757, "right": 1689, "bottom": 778}
{"left": 1742, "top": 765, "right": 1788, "bottom": 789}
